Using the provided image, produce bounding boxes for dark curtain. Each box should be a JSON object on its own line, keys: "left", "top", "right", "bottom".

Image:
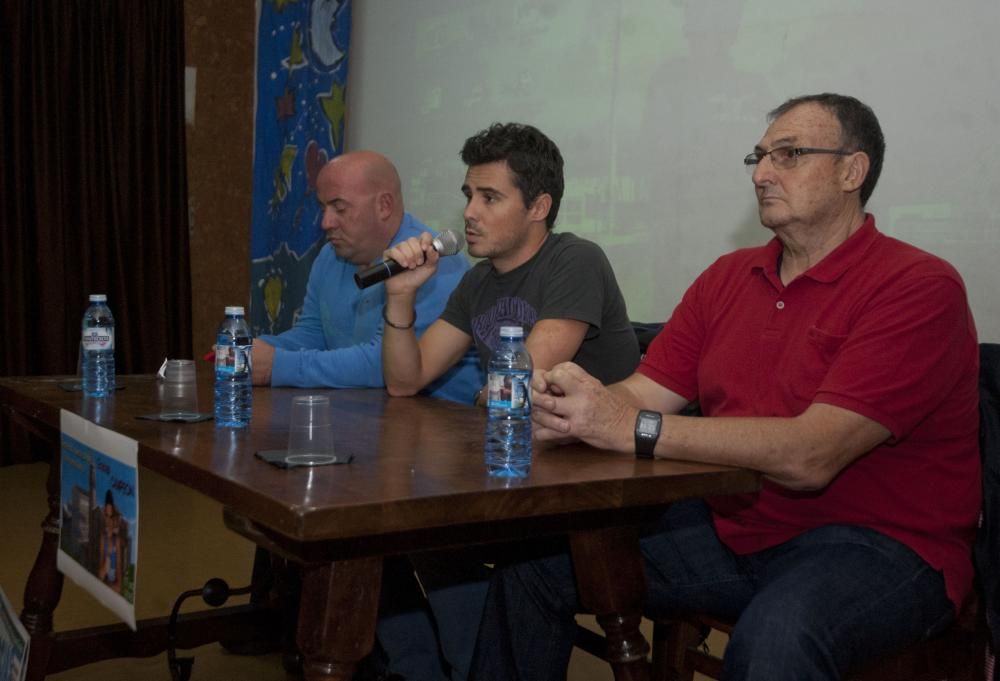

{"left": 0, "top": 0, "right": 191, "bottom": 462}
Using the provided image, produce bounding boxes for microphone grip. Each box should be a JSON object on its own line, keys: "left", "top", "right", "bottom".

{"left": 354, "top": 258, "right": 406, "bottom": 289}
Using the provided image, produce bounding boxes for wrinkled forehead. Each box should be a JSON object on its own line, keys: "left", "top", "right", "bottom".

{"left": 318, "top": 162, "right": 370, "bottom": 201}
{"left": 757, "top": 103, "right": 843, "bottom": 149}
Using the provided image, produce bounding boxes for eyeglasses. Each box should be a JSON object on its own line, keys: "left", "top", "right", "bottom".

{"left": 743, "top": 146, "right": 854, "bottom": 173}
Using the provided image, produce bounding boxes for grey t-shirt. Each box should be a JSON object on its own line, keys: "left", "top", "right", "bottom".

{"left": 440, "top": 231, "right": 639, "bottom": 384}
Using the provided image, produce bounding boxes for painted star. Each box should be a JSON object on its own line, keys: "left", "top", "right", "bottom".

{"left": 281, "top": 27, "right": 308, "bottom": 72}
{"left": 263, "top": 274, "right": 284, "bottom": 325}
{"left": 270, "top": 144, "right": 298, "bottom": 211}
{"left": 276, "top": 87, "right": 295, "bottom": 122}
{"left": 318, "top": 83, "right": 346, "bottom": 151}
{"left": 269, "top": 0, "right": 299, "bottom": 14}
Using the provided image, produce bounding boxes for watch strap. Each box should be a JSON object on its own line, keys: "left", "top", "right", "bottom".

{"left": 635, "top": 409, "right": 661, "bottom": 459}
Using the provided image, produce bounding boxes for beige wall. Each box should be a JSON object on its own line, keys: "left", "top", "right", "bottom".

{"left": 184, "top": 1, "right": 255, "bottom": 354}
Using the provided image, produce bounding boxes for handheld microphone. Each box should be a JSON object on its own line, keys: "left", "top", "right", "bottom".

{"left": 354, "top": 229, "right": 466, "bottom": 289}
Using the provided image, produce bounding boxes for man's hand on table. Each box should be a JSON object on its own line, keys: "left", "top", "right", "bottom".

{"left": 251, "top": 338, "right": 274, "bottom": 386}
{"left": 531, "top": 362, "right": 635, "bottom": 452}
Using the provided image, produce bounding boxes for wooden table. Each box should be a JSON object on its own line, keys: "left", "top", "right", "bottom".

{"left": 0, "top": 374, "right": 760, "bottom": 681}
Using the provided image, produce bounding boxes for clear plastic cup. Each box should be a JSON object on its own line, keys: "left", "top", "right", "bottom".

{"left": 160, "top": 359, "right": 199, "bottom": 418}
{"left": 286, "top": 395, "right": 336, "bottom": 465}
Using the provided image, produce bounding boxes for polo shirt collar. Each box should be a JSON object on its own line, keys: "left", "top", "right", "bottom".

{"left": 751, "top": 214, "right": 879, "bottom": 285}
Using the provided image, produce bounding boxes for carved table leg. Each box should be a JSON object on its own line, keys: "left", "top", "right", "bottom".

{"left": 296, "top": 557, "right": 383, "bottom": 681}
{"left": 21, "top": 456, "right": 65, "bottom": 681}
{"left": 570, "top": 526, "right": 650, "bottom": 681}
{"left": 276, "top": 556, "right": 304, "bottom": 675}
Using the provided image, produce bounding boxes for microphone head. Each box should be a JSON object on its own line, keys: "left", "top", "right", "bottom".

{"left": 432, "top": 229, "right": 465, "bottom": 256}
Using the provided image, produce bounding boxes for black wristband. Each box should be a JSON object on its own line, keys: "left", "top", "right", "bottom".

{"left": 635, "top": 410, "right": 662, "bottom": 459}
{"left": 382, "top": 306, "right": 415, "bottom": 330}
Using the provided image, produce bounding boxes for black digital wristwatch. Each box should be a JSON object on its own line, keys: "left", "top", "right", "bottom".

{"left": 634, "top": 410, "right": 662, "bottom": 459}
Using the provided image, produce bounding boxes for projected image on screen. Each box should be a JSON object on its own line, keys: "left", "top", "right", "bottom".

{"left": 347, "top": 0, "right": 1000, "bottom": 339}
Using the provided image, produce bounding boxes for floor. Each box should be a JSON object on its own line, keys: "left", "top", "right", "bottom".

{"left": 2, "top": 462, "right": 716, "bottom": 680}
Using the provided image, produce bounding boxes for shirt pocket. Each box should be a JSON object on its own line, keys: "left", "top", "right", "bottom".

{"left": 789, "top": 326, "right": 848, "bottom": 402}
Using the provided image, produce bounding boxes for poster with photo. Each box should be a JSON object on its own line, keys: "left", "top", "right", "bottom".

{"left": 57, "top": 410, "right": 139, "bottom": 630}
{"left": 0, "top": 585, "right": 29, "bottom": 681}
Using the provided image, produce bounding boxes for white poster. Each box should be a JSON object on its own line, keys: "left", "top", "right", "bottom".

{"left": 0, "top": 585, "right": 29, "bottom": 681}
{"left": 57, "top": 410, "right": 139, "bottom": 630}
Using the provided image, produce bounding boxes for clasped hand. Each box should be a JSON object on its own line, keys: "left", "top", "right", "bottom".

{"left": 531, "top": 362, "right": 633, "bottom": 452}
{"left": 382, "top": 232, "right": 440, "bottom": 295}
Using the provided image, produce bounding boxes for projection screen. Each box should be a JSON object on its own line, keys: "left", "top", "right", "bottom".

{"left": 345, "top": 0, "right": 1000, "bottom": 340}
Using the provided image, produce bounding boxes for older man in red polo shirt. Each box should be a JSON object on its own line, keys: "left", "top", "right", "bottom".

{"left": 470, "top": 93, "right": 980, "bottom": 681}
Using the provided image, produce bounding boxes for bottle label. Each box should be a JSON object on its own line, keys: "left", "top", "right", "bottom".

{"left": 215, "top": 343, "right": 250, "bottom": 375}
{"left": 487, "top": 371, "right": 531, "bottom": 410}
{"left": 81, "top": 327, "right": 114, "bottom": 351}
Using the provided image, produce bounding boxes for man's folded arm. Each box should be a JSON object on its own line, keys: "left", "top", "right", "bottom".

{"left": 653, "top": 403, "right": 891, "bottom": 491}
{"left": 543, "top": 370, "right": 890, "bottom": 491}
{"left": 259, "top": 322, "right": 326, "bottom": 351}
{"left": 524, "top": 318, "right": 589, "bottom": 371}
{"left": 270, "top": 339, "right": 385, "bottom": 388}
{"left": 384, "top": 319, "right": 472, "bottom": 397}
{"left": 609, "top": 372, "right": 690, "bottom": 415}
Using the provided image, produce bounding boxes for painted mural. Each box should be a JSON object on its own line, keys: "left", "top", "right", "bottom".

{"left": 249, "top": 0, "right": 351, "bottom": 336}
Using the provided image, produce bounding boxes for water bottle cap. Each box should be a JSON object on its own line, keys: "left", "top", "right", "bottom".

{"left": 89, "top": 294, "right": 107, "bottom": 302}
{"left": 224, "top": 306, "right": 245, "bottom": 316}
{"left": 499, "top": 326, "right": 524, "bottom": 338}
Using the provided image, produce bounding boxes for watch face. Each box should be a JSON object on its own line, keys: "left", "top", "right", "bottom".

{"left": 637, "top": 414, "right": 659, "bottom": 436}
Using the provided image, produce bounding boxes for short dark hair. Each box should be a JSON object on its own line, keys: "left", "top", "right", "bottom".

{"left": 769, "top": 93, "right": 885, "bottom": 205}
{"left": 460, "top": 123, "right": 564, "bottom": 229}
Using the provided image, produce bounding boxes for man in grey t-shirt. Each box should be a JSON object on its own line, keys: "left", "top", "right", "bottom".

{"left": 440, "top": 229, "right": 637, "bottom": 386}
{"left": 374, "top": 122, "right": 639, "bottom": 681}
{"left": 382, "top": 122, "right": 638, "bottom": 404}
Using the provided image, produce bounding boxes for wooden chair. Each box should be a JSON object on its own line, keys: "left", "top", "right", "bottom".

{"left": 576, "top": 599, "right": 988, "bottom": 680}
{"left": 649, "top": 597, "right": 988, "bottom": 681}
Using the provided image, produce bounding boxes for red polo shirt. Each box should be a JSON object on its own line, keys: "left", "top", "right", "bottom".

{"left": 639, "top": 215, "right": 980, "bottom": 610}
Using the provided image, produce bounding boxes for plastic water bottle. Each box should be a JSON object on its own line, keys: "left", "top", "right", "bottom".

{"left": 485, "top": 326, "right": 533, "bottom": 477}
{"left": 214, "top": 306, "right": 253, "bottom": 427}
{"left": 81, "top": 294, "right": 116, "bottom": 397}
